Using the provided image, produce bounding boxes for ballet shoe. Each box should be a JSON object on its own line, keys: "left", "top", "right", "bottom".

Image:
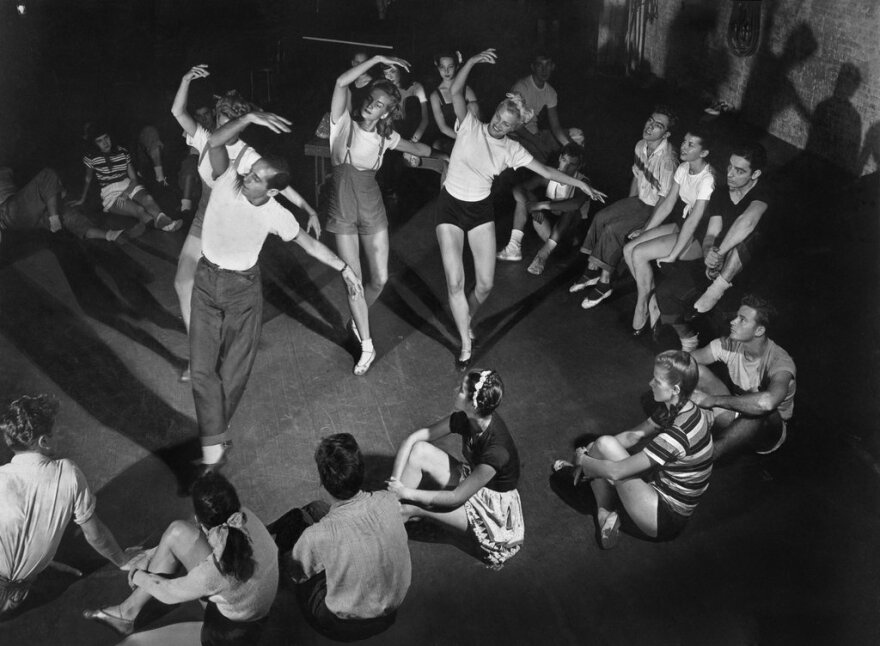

{"left": 353, "top": 348, "right": 376, "bottom": 376}
{"left": 82, "top": 608, "right": 134, "bottom": 636}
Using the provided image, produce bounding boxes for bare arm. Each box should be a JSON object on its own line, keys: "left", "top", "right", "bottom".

{"left": 576, "top": 449, "right": 653, "bottom": 482}
{"left": 279, "top": 186, "right": 320, "bottom": 237}
{"left": 126, "top": 163, "right": 139, "bottom": 184}
{"left": 694, "top": 371, "right": 793, "bottom": 416}
{"left": 395, "top": 139, "right": 432, "bottom": 157}
{"left": 411, "top": 83, "right": 429, "bottom": 143}
{"left": 290, "top": 231, "right": 363, "bottom": 297}
{"left": 81, "top": 515, "right": 127, "bottom": 567}
{"left": 634, "top": 180, "right": 681, "bottom": 236}
{"left": 524, "top": 159, "right": 607, "bottom": 202}
{"left": 656, "top": 197, "right": 710, "bottom": 266}
{"left": 613, "top": 417, "right": 662, "bottom": 449}
{"left": 333, "top": 54, "right": 410, "bottom": 121}
{"left": 546, "top": 106, "right": 571, "bottom": 147}
{"left": 628, "top": 175, "right": 639, "bottom": 198}
{"left": 171, "top": 65, "right": 210, "bottom": 137}
{"left": 716, "top": 200, "right": 768, "bottom": 255}
{"left": 397, "top": 463, "right": 496, "bottom": 510}
{"left": 208, "top": 111, "right": 291, "bottom": 149}
{"left": 452, "top": 49, "right": 496, "bottom": 124}
{"left": 389, "top": 416, "right": 452, "bottom": 480}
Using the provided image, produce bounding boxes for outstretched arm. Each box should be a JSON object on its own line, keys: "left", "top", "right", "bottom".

{"left": 332, "top": 54, "right": 411, "bottom": 122}
{"left": 524, "top": 159, "right": 607, "bottom": 203}
{"left": 290, "top": 231, "right": 363, "bottom": 297}
{"left": 171, "top": 64, "right": 210, "bottom": 137}
{"left": 452, "top": 49, "right": 496, "bottom": 124}
{"left": 279, "top": 186, "right": 321, "bottom": 237}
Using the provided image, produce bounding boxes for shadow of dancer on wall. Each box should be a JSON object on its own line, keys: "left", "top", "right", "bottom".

{"left": 805, "top": 63, "right": 863, "bottom": 176}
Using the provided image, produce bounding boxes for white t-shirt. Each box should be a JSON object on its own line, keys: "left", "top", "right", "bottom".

{"left": 510, "top": 75, "right": 558, "bottom": 134}
{"left": 0, "top": 453, "right": 96, "bottom": 582}
{"left": 673, "top": 162, "right": 715, "bottom": 218}
{"left": 330, "top": 111, "right": 401, "bottom": 171}
{"left": 444, "top": 111, "right": 534, "bottom": 202}
{"left": 201, "top": 165, "right": 300, "bottom": 270}
{"left": 186, "top": 125, "right": 260, "bottom": 187}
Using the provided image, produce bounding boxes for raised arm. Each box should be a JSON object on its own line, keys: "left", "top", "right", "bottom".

{"left": 171, "top": 64, "right": 210, "bottom": 137}
{"left": 524, "top": 158, "right": 607, "bottom": 203}
{"left": 411, "top": 82, "right": 429, "bottom": 143}
{"left": 452, "top": 49, "right": 496, "bottom": 124}
{"left": 208, "top": 111, "right": 291, "bottom": 149}
{"left": 332, "top": 54, "right": 411, "bottom": 121}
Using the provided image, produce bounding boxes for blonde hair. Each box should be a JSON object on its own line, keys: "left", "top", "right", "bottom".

{"left": 498, "top": 92, "right": 534, "bottom": 125}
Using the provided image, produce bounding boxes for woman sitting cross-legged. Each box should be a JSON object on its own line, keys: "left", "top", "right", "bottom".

{"left": 553, "top": 351, "right": 714, "bottom": 549}
{"left": 387, "top": 369, "right": 524, "bottom": 568}
{"left": 83, "top": 472, "right": 278, "bottom": 645}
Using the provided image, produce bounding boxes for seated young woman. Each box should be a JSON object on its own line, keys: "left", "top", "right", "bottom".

{"left": 428, "top": 50, "right": 478, "bottom": 155}
{"left": 553, "top": 350, "right": 714, "bottom": 549}
{"left": 83, "top": 473, "right": 278, "bottom": 645}
{"left": 387, "top": 369, "right": 524, "bottom": 568}
{"left": 622, "top": 127, "right": 715, "bottom": 336}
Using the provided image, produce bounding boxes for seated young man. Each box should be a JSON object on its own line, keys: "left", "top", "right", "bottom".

{"left": 570, "top": 107, "right": 678, "bottom": 306}
{"left": 0, "top": 167, "right": 143, "bottom": 245}
{"left": 275, "top": 433, "right": 411, "bottom": 641}
{"left": 691, "top": 295, "right": 796, "bottom": 459}
{"left": 0, "top": 395, "right": 132, "bottom": 616}
{"left": 508, "top": 52, "right": 571, "bottom": 163}
{"left": 497, "top": 143, "right": 605, "bottom": 275}
{"left": 655, "top": 143, "right": 771, "bottom": 351}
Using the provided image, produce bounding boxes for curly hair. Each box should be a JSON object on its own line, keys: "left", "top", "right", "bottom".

{"left": 214, "top": 90, "right": 257, "bottom": 122}
{"left": 465, "top": 369, "right": 504, "bottom": 417}
{"left": 1, "top": 394, "right": 59, "bottom": 451}
{"left": 314, "top": 433, "right": 364, "bottom": 500}
{"left": 354, "top": 79, "right": 401, "bottom": 139}
{"left": 498, "top": 92, "right": 535, "bottom": 127}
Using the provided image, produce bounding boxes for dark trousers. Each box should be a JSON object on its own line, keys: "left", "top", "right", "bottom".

{"left": 190, "top": 257, "right": 263, "bottom": 446}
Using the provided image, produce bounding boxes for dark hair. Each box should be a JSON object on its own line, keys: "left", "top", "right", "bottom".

{"left": 741, "top": 293, "right": 776, "bottom": 330}
{"left": 559, "top": 142, "right": 585, "bottom": 169}
{"left": 192, "top": 472, "right": 254, "bottom": 581}
{"left": 532, "top": 51, "right": 553, "bottom": 64}
{"left": 652, "top": 105, "right": 678, "bottom": 133}
{"left": 653, "top": 351, "right": 700, "bottom": 422}
{"left": 260, "top": 154, "right": 291, "bottom": 191}
{"left": 1, "top": 394, "right": 59, "bottom": 451}
{"left": 433, "top": 50, "right": 462, "bottom": 68}
{"left": 686, "top": 125, "right": 714, "bottom": 153}
{"left": 315, "top": 433, "right": 364, "bottom": 500}
{"left": 465, "top": 369, "right": 504, "bottom": 417}
{"left": 730, "top": 142, "right": 768, "bottom": 173}
{"left": 355, "top": 79, "right": 401, "bottom": 139}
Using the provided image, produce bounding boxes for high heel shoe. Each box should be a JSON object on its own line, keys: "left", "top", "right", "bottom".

{"left": 455, "top": 347, "right": 473, "bottom": 372}
{"left": 631, "top": 320, "right": 652, "bottom": 337}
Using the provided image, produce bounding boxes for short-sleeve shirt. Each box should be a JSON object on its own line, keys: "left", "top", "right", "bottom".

{"left": 444, "top": 111, "right": 534, "bottom": 202}
{"left": 510, "top": 75, "right": 558, "bottom": 134}
{"left": 694, "top": 181, "right": 772, "bottom": 243}
{"left": 0, "top": 453, "right": 96, "bottom": 582}
{"left": 673, "top": 162, "right": 715, "bottom": 218}
{"left": 201, "top": 163, "right": 300, "bottom": 270}
{"left": 709, "top": 336, "right": 797, "bottom": 420}
{"left": 185, "top": 125, "right": 260, "bottom": 187}
{"left": 449, "top": 411, "right": 520, "bottom": 492}
{"left": 330, "top": 110, "right": 401, "bottom": 171}
{"left": 644, "top": 402, "right": 714, "bottom": 517}
{"left": 146, "top": 508, "right": 278, "bottom": 622}
{"left": 82, "top": 147, "right": 131, "bottom": 187}
{"left": 290, "top": 491, "right": 411, "bottom": 620}
{"left": 632, "top": 139, "right": 678, "bottom": 206}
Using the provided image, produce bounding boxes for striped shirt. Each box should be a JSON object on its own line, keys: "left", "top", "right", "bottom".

{"left": 644, "top": 401, "right": 714, "bottom": 517}
{"left": 83, "top": 147, "right": 131, "bottom": 187}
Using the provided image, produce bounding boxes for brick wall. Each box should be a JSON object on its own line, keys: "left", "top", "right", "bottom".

{"left": 641, "top": 0, "right": 880, "bottom": 176}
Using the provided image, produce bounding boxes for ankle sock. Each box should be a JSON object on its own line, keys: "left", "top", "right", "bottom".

{"left": 508, "top": 230, "right": 524, "bottom": 246}
{"left": 361, "top": 338, "right": 374, "bottom": 353}
{"left": 680, "top": 335, "right": 699, "bottom": 353}
{"left": 181, "top": 198, "right": 192, "bottom": 211}
{"left": 694, "top": 276, "right": 732, "bottom": 313}
{"left": 202, "top": 444, "right": 224, "bottom": 464}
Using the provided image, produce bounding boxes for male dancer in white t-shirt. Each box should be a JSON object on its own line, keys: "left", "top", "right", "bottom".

{"left": 192, "top": 111, "right": 362, "bottom": 469}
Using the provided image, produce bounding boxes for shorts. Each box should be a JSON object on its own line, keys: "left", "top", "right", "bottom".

{"left": 434, "top": 187, "right": 494, "bottom": 232}
{"left": 100, "top": 179, "right": 144, "bottom": 212}
{"left": 326, "top": 164, "right": 387, "bottom": 236}
{"left": 655, "top": 494, "right": 691, "bottom": 540}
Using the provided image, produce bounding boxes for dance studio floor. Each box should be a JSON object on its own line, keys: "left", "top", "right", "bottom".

{"left": 2, "top": 79, "right": 879, "bottom": 645}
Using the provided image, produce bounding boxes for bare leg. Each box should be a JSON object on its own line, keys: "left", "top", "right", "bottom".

{"left": 106, "top": 520, "right": 211, "bottom": 622}
{"left": 436, "top": 224, "right": 471, "bottom": 359}
{"left": 466, "top": 222, "right": 496, "bottom": 326}
{"left": 336, "top": 233, "right": 370, "bottom": 341}
{"left": 109, "top": 198, "right": 153, "bottom": 226}
{"left": 360, "top": 230, "right": 390, "bottom": 308}
{"left": 132, "top": 191, "right": 163, "bottom": 220}
{"left": 175, "top": 231, "right": 202, "bottom": 333}
{"left": 397, "top": 441, "right": 469, "bottom": 532}
{"left": 626, "top": 228, "right": 677, "bottom": 329}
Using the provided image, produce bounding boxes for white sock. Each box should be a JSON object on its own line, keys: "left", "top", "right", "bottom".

{"left": 361, "top": 338, "right": 374, "bottom": 353}
{"left": 154, "top": 166, "right": 165, "bottom": 183}
{"left": 508, "top": 229, "right": 524, "bottom": 247}
{"left": 680, "top": 335, "right": 699, "bottom": 353}
{"left": 105, "top": 229, "right": 123, "bottom": 242}
{"left": 694, "top": 275, "right": 732, "bottom": 313}
{"left": 202, "top": 444, "right": 224, "bottom": 464}
{"left": 181, "top": 198, "right": 192, "bottom": 211}
{"left": 543, "top": 239, "right": 558, "bottom": 256}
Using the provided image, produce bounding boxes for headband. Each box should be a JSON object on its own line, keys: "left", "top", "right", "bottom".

{"left": 206, "top": 510, "right": 247, "bottom": 563}
{"left": 472, "top": 371, "right": 491, "bottom": 410}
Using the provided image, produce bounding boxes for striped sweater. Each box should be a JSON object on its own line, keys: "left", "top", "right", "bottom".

{"left": 644, "top": 401, "right": 714, "bottom": 517}
{"left": 83, "top": 147, "right": 131, "bottom": 187}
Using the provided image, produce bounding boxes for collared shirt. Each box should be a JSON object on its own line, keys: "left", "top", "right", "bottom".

{"left": 632, "top": 138, "right": 678, "bottom": 206}
{"left": 290, "top": 491, "right": 411, "bottom": 619}
{"left": 0, "top": 453, "right": 96, "bottom": 582}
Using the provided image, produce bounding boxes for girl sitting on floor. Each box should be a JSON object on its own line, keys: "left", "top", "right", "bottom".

{"left": 554, "top": 350, "right": 714, "bottom": 548}
{"left": 387, "top": 369, "right": 524, "bottom": 568}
